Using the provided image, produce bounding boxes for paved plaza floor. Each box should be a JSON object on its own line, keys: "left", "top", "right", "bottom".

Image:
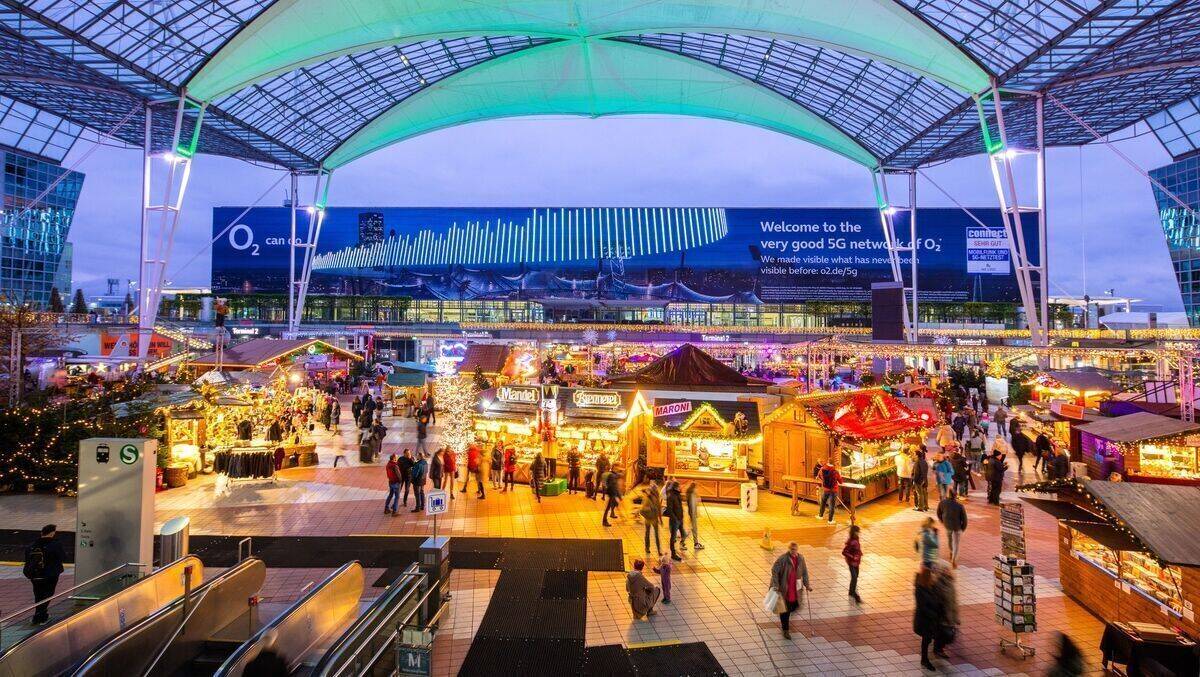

{"left": 0, "top": 404, "right": 1108, "bottom": 675}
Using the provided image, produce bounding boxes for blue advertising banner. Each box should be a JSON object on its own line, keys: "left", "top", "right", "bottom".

{"left": 211, "top": 207, "right": 1035, "bottom": 303}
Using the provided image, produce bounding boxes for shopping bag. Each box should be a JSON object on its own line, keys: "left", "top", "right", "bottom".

{"left": 763, "top": 589, "right": 781, "bottom": 615}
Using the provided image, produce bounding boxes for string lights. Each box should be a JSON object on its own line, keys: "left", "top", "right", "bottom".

{"left": 435, "top": 373, "right": 476, "bottom": 454}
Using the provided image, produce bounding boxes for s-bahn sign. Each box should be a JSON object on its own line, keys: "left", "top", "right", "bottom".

{"left": 573, "top": 389, "right": 621, "bottom": 410}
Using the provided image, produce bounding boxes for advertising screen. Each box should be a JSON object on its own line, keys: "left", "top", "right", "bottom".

{"left": 211, "top": 207, "right": 1035, "bottom": 303}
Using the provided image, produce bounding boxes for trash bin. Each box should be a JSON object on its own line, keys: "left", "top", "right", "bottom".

{"left": 159, "top": 516, "right": 189, "bottom": 564}
{"left": 740, "top": 482, "right": 758, "bottom": 512}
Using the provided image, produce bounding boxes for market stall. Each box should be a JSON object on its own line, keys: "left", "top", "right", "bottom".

{"left": 647, "top": 398, "right": 761, "bottom": 502}
{"left": 763, "top": 388, "right": 927, "bottom": 506}
{"left": 889, "top": 380, "right": 940, "bottom": 425}
{"left": 1075, "top": 411, "right": 1200, "bottom": 484}
{"left": 555, "top": 387, "right": 643, "bottom": 479}
{"left": 1021, "top": 480, "right": 1200, "bottom": 649}
{"left": 1010, "top": 400, "right": 1102, "bottom": 461}
{"left": 187, "top": 337, "right": 362, "bottom": 374}
{"left": 475, "top": 384, "right": 543, "bottom": 481}
{"left": 1026, "top": 369, "right": 1117, "bottom": 408}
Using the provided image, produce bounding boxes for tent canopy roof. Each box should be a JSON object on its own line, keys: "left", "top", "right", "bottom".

{"left": 5, "top": 1, "right": 1197, "bottom": 171}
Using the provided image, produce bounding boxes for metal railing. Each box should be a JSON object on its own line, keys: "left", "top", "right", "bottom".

{"left": 311, "top": 564, "right": 444, "bottom": 677}
{"left": 0, "top": 562, "right": 147, "bottom": 653}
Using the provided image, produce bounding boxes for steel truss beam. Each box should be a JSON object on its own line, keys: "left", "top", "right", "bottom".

{"left": 287, "top": 169, "right": 333, "bottom": 335}
{"left": 871, "top": 169, "right": 919, "bottom": 343}
{"left": 977, "top": 85, "right": 1050, "bottom": 356}
{"left": 138, "top": 94, "right": 204, "bottom": 360}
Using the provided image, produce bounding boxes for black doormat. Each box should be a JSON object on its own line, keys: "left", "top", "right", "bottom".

{"left": 541, "top": 569, "right": 587, "bottom": 599}
{"left": 581, "top": 644, "right": 636, "bottom": 675}
{"left": 458, "top": 637, "right": 584, "bottom": 676}
{"left": 628, "top": 642, "right": 727, "bottom": 676}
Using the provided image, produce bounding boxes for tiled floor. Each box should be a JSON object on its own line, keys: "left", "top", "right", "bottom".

{"left": 0, "top": 403, "right": 1109, "bottom": 675}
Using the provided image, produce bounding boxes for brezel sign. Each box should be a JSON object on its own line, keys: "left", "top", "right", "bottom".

{"left": 573, "top": 390, "right": 621, "bottom": 409}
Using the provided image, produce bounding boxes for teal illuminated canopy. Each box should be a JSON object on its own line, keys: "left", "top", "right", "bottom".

{"left": 186, "top": 0, "right": 990, "bottom": 101}
{"left": 323, "top": 39, "right": 879, "bottom": 169}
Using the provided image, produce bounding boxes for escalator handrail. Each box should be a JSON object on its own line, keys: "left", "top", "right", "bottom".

{"left": 215, "top": 561, "right": 362, "bottom": 676}
{"left": 0, "top": 562, "right": 145, "bottom": 627}
{"left": 309, "top": 564, "right": 425, "bottom": 676}
{"left": 69, "top": 557, "right": 261, "bottom": 676}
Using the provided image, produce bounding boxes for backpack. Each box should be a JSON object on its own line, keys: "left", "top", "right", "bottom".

{"left": 821, "top": 467, "right": 837, "bottom": 490}
{"left": 24, "top": 542, "right": 46, "bottom": 580}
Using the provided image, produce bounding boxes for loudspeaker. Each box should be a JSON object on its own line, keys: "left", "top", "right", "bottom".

{"left": 871, "top": 282, "right": 905, "bottom": 343}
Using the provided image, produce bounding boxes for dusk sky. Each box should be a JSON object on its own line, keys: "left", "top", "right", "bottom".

{"left": 64, "top": 115, "right": 1181, "bottom": 309}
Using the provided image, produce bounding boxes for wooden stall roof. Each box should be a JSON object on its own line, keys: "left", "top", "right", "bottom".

{"left": 1085, "top": 481, "right": 1200, "bottom": 567}
{"left": 792, "top": 388, "right": 926, "bottom": 441}
{"left": 651, "top": 398, "right": 761, "bottom": 441}
{"left": 1074, "top": 411, "right": 1200, "bottom": 443}
{"left": 190, "top": 338, "right": 360, "bottom": 369}
{"left": 456, "top": 344, "right": 511, "bottom": 375}
{"left": 1044, "top": 369, "right": 1118, "bottom": 393}
{"left": 607, "top": 343, "right": 770, "bottom": 390}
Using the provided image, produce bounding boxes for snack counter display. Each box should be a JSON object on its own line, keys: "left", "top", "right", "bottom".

{"left": 647, "top": 398, "right": 761, "bottom": 502}
{"left": 764, "top": 388, "right": 927, "bottom": 506}
{"left": 554, "top": 387, "right": 644, "bottom": 479}
{"left": 1075, "top": 411, "right": 1200, "bottom": 486}
{"left": 475, "top": 384, "right": 543, "bottom": 481}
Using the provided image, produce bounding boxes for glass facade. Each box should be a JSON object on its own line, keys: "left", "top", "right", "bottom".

{"left": 0, "top": 150, "right": 82, "bottom": 308}
{"left": 1150, "top": 155, "right": 1200, "bottom": 326}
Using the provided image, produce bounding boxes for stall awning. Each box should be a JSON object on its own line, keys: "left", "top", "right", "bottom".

{"left": 1085, "top": 481, "right": 1200, "bottom": 567}
{"left": 607, "top": 343, "right": 770, "bottom": 389}
{"left": 1074, "top": 411, "right": 1200, "bottom": 444}
{"left": 456, "top": 344, "right": 510, "bottom": 375}
{"left": 1062, "top": 520, "right": 1143, "bottom": 552}
{"left": 1020, "top": 497, "right": 1105, "bottom": 523}
{"left": 1043, "top": 369, "right": 1118, "bottom": 393}
{"left": 795, "top": 388, "right": 927, "bottom": 441}
{"left": 190, "top": 338, "right": 361, "bottom": 369}
{"left": 387, "top": 372, "right": 427, "bottom": 388}
{"left": 651, "top": 399, "right": 760, "bottom": 441}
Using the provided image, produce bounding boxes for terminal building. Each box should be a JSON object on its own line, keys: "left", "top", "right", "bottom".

{"left": 1149, "top": 94, "right": 1200, "bottom": 327}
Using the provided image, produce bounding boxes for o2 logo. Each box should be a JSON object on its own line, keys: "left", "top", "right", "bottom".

{"left": 228, "top": 224, "right": 260, "bottom": 256}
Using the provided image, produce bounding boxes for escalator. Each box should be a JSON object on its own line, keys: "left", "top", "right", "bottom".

{"left": 215, "top": 562, "right": 364, "bottom": 676}
{"left": 0, "top": 556, "right": 203, "bottom": 677}
{"left": 71, "top": 557, "right": 266, "bottom": 676}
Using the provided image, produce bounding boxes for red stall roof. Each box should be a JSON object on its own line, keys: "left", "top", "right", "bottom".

{"left": 796, "top": 388, "right": 927, "bottom": 441}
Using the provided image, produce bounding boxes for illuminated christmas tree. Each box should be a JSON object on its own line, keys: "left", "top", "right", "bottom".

{"left": 435, "top": 374, "right": 476, "bottom": 454}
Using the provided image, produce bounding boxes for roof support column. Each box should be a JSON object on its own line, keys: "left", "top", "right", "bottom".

{"left": 871, "top": 168, "right": 918, "bottom": 343}
{"left": 287, "top": 168, "right": 333, "bottom": 336}
{"left": 138, "top": 93, "right": 205, "bottom": 360}
{"left": 976, "top": 85, "right": 1049, "bottom": 360}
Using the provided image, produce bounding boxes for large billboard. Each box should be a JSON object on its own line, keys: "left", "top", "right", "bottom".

{"left": 211, "top": 207, "right": 1035, "bottom": 303}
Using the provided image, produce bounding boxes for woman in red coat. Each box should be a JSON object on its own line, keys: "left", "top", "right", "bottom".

{"left": 441, "top": 447, "right": 457, "bottom": 500}
{"left": 502, "top": 446, "right": 517, "bottom": 493}
{"left": 464, "top": 444, "right": 485, "bottom": 499}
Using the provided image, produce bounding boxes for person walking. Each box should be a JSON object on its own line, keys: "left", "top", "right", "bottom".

{"left": 935, "top": 421, "right": 957, "bottom": 452}
{"left": 936, "top": 493, "right": 968, "bottom": 567}
{"left": 442, "top": 447, "right": 457, "bottom": 499}
{"left": 914, "top": 517, "right": 939, "bottom": 568}
{"left": 932, "top": 562, "right": 960, "bottom": 659}
{"left": 502, "top": 445, "right": 516, "bottom": 493}
{"left": 913, "top": 566, "right": 943, "bottom": 671}
{"left": 912, "top": 448, "right": 930, "bottom": 512}
{"left": 1034, "top": 432, "right": 1053, "bottom": 474}
{"left": 664, "top": 480, "right": 686, "bottom": 561}
{"left": 640, "top": 481, "right": 663, "bottom": 556}
{"left": 410, "top": 451, "right": 428, "bottom": 512}
{"left": 490, "top": 443, "right": 503, "bottom": 490}
{"left": 963, "top": 425, "right": 985, "bottom": 476}
{"left": 398, "top": 449, "right": 414, "bottom": 509}
{"left": 983, "top": 448, "right": 1008, "bottom": 505}
{"left": 464, "top": 444, "right": 485, "bottom": 498}
{"left": 842, "top": 524, "right": 863, "bottom": 604}
{"left": 1048, "top": 633, "right": 1085, "bottom": 677}
{"left": 530, "top": 452, "right": 545, "bottom": 504}
{"left": 567, "top": 447, "right": 582, "bottom": 494}
{"left": 384, "top": 454, "right": 402, "bottom": 515}
{"left": 602, "top": 467, "right": 621, "bottom": 527}
{"left": 1050, "top": 446, "right": 1071, "bottom": 481}
{"left": 1008, "top": 417, "right": 1022, "bottom": 451}
{"left": 626, "top": 559, "right": 661, "bottom": 620}
{"left": 685, "top": 481, "right": 704, "bottom": 550}
{"left": 653, "top": 552, "right": 673, "bottom": 604}
{"left": 994, "top": 405, "right": 1008, "bottom": 440}
{"left": 24, "top": 524, "right": 65, "bottom": 625}
{"left": 415, "top": 414, "right": 429, "bottom": 455}
{"left": 950, "top": 450, "right": 970, "bottom": 498}
{"left": 896, "top": 448, "right": 914, "bottom": 504}
{"left": 816, "top": 460, "right": 842, "bottom": 524}
{"left": 769, "top": 542, "right": 811, "bottom": 640}
{"left": 428, "top": 447, "right": 444, "bottom": 499}
{"left": 933, "top": 453, "right": 954, "bottom": 500}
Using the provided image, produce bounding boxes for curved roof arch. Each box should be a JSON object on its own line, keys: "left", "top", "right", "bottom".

{"left": 321, "top": 38, "right": 880, "bottom": 170}
{"left": 185, "top": 0, "right": 991, "bottom": 101}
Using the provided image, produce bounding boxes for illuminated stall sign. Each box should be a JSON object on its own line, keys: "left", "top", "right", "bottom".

{"left": 573, "top": 390, "right": 621, "bottom": 410}
{"left": 495, "top": 385, "right": 541, "bottom": 405}
{"left": 654, "top": 401, "right": 692, "bottom": 418}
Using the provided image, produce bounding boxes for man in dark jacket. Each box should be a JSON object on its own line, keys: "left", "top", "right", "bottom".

{"left": 410, "top": 452, "right": 428, "bottom": 512}
{"left": 936, "top": 495, "right": 968, "bottom": 567}
{"left": 983, "top": 449, "right": 1008, "bottom": 505}
{"left": 664, "top": 481, "right": 686, "bottom": 561}
{"left": 398, "top": 449, "right": 414, "bottom": 508}
{"left": 25, "top": 524, "right": 66, "bottom": 624}
{"left": 602, "top": 469, "right": 621, "bottom": 527}
{"left": 911, "top": 449, "right": 930, "bottom": 512}
{"left": 1049, "top": 448, "right": 1071, "bottom": 481}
